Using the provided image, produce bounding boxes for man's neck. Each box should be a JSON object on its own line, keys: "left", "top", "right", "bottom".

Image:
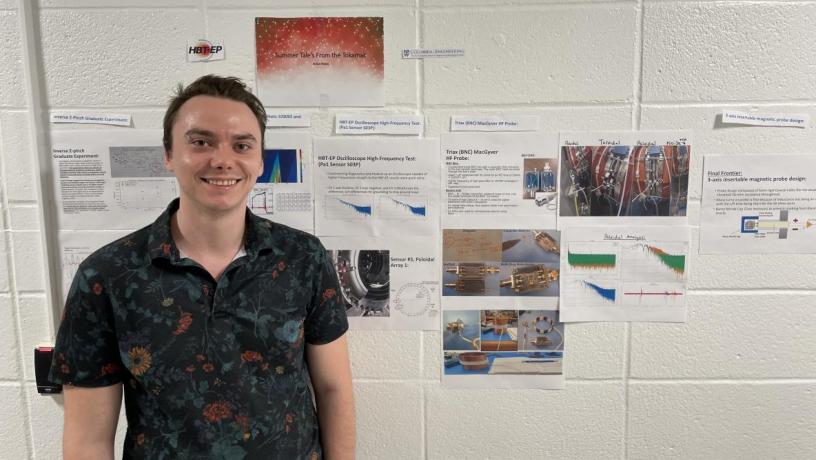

{"left": 171, "top": 200, "right": 246, "bottom": 260}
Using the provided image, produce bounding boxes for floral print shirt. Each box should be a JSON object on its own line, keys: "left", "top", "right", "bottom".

{"left": 50, "top": 199, "right": 349, "bottom": 459}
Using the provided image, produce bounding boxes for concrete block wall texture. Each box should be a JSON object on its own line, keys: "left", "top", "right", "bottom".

{"left": 0, "top": 0, "right": 814, "bottom": 458}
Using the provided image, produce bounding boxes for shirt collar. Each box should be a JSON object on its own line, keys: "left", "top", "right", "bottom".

{"left": 147, "top": 198, "right": 282, "bottom": 264}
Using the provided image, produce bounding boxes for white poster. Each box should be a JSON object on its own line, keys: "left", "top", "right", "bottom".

{"left": 320, "top": 235, "right": 439, "bottom": 330}
{"left": 559, "top": 226, "right": 688, "bottom": 322}
{"left": 249, "top": 132, "right": 314, "bottom": 233}
{"left": 700, "top": 154, "right": 816, "bottom": 254}
{"left": 313, "top": 138, "right": 441, "bottom": 330}
{"left": 558, "top": 131, "right": 692, "bottom": 227}
{"left": 314, "top": 138, "right": 439, "bottom": 237}
{"left": 51, "top": 130, "right": 177, "bottom": 230}
{"left": 442, "top": 132, "right": 559, "bottom": 229}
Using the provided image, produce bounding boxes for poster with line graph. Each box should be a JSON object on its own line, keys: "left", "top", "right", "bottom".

{"left": 560, "top": 226, "right": 689, "bottom": 322}
{"left": 247, "top": 133, "right": 314, "bottom": 233}
{"left": 379, "top": 195, "right": 427, "bottom": 220}
{"left": 314, "top": 138, "right": 439, "bottom": 237}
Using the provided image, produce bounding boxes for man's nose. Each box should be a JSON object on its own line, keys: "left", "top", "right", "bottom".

{"left": 209, "top": 143, "right": 234, "bottom": 168}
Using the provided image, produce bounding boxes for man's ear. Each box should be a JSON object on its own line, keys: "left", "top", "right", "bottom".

{"left": 257, "top": 150, "right": 265, "bottom": 177}
{"left": 164, "top": 150, "right": 174, "bottom": 171}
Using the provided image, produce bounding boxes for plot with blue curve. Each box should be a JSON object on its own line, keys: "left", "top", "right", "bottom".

{"left": 379, "top": 195, "right": 428, "bottom": 220}
{"left": 325, "top": 196, "right": 374, "bottom": 220}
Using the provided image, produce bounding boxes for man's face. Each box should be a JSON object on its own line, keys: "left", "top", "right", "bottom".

{"left": 165, "top": 95, "right": 264, "bottom": 215}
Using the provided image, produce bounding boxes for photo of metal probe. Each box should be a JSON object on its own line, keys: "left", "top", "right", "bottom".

{"left": 499, "top": 265, "right": 559, "bottom": 293}
{"left": 444, "top": 263, "right": 500, "bottom": 293}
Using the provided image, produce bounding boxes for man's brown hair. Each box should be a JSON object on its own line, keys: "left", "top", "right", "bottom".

{"left": 163, "top": 75, "right": 266, "bottom": 154}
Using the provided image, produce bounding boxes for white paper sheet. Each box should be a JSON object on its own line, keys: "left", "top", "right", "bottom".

{"left": 558, "top": 131, "right": 692, "bottom": 228}
{"left": 700, "top": 154, "right": 816, "bottom": 254}
{"left": 249, "top": 132, "right": 314, "bottom": 233}
{"left": 50, "top": 130, "right": 177, "bottom": 231}
{"left": 313, "top": 138, "right": 439, "bottom": 237}
{"left": 320, "top": 235, "right": 440, "bottom": 330}
{"left": 442, "top": 132, "right": 559, "bottom": 229}
{"left": 559, "top": 226, "right": 688, "bottom": 322}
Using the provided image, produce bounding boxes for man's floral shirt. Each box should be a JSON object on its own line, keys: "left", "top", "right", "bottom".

{"left": 50, "top": 199, "right": 349, "bottom": 459}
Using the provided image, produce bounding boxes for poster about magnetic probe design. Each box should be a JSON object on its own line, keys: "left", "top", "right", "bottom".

{"left": 255, "top": 17, "right": 384, "bottom": 107}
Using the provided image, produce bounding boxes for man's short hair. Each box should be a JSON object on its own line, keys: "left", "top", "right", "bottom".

{"left": 163, "top": 75, "right": 266, "bottom": 153}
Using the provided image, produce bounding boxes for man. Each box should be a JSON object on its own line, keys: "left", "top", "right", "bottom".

{"left": 50, "top": 75, "right": 355, "bottom": 459}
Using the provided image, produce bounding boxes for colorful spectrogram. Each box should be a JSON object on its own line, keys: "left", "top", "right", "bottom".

{"left": 259, "top": 149, "right": 300, "bottom": 184}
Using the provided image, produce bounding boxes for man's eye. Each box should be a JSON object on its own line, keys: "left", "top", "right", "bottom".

{"left": 191, "top": 139, "right": 208, "bottom": 147}
{"left": 236, "top": 143, "right": 253, "bottom": 151}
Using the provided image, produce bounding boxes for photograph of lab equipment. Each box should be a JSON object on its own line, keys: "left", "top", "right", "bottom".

{"left": 480, "top": 310, "right": 518, "bottom": 351}
{"left": 443, "top": 310, "right": 481, "bottom": 351}
{"left": 501, "top": 229, "right": 560, "bottom": 264}
{"left": 328, "top": 249, "right": 390, "bottom": 317}
{"left": 559, "top": 144, "right": 690, "bottom": 217}
{"left": 518, "top": 310, "right": 564, "bottom": 351}
{"left": 442, "top": 262, "right": 501, "bottom": 296}
{"left": 522, "top": 158, "right": 558, "bottom": 208}
{"left": 498, "top": 263, "right": 559, "bottom": 297}
{"left": 444, "top": 351, "right": 563, "bottom": 375}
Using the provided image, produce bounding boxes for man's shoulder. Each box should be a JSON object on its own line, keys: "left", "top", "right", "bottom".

{"left": 78, "top": 224, "right": 152, "bottom": 274}
{"left": 250, "top": 214, "right": 326, "bottom": 255}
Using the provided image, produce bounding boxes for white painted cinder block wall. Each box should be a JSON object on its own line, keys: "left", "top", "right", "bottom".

{"left": 1, "top": 0, "right": 815, "bottom": 458}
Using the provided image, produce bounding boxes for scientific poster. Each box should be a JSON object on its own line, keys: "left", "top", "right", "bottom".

{"left": 442, "top": 308, "right": 565, "bottom": 389}
{"left": 700, "top": 154, "right": 816, "bottom": 254}
{"left": 442, "top": 228, "right": 560, "bottom": 309}
{"left": 248, "top": 132, "right": 314, "bottom": 233}
{"left": 320, "top": 235, "right": 439, "bottom": 330}
{"left": 313, "top": 138, "right": 440, "bottom": 330}
{"left": 558, "top": 131, "right": 691, "bottom": 227}
{"left": 442, "top": 132, "right": 559, "bottom": 229}
{"left": 50, "top": 130, "right": 177, "bottom": 230}
{"left": 313, "top": 138, "right": 439, "bottom": 237}
{"left": 255, "top": 17, "right": 384, "bottom": 107}
{"left": 559, "top": 226, "right": 689, "bottom": 322}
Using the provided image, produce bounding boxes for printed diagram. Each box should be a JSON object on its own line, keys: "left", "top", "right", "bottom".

{"left": 442, "top": 309, "right": 563, "bottom": 376}
{"left": 325, "top": 196, "right": 373, "bottom": 220}
{"left": 249, "top": 188, "right": 274, "bottom": 214}
{"left": 739, "top": 210, "right": 816, "bottom": 239}
{"left": 560, "top": 144, "right": 690, "bottom": 217}
{"left": 109, "top": 146, "right": 174, "bottom": 178}
{"left": 378, "top": 195, "right": 427, "bottom": 220}
{"left": 443, "top": 229, "right": 560, "bottom": 297}
{"left": 562, "top": 239, "right": 686, "bottom": 308}
{"left": 328, "top": 249, "right": 390, "bottom": 317}
{"left": 259, "top": 149, "right": 302, "bottom": 184}
{"left": 113, "top": 180, "right": 176, "bottom": 209}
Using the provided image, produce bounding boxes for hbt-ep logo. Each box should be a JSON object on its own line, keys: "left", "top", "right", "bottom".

{"left": 187, "top": 39, "right": 225, "bottom": 62}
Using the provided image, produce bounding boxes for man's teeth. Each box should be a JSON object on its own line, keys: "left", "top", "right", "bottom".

{"left": 205, "top": 179, "right": 238, "bottom": 186}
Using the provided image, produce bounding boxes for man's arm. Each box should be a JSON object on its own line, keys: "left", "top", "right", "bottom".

{"left": 63, "top": 383, "right": 122, "bottom": 460}
{"left": 306, "top": 334, "right": 355, "bottom": 460}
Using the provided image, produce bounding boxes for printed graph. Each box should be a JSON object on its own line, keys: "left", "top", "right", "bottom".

{"left": 379, "top": 195, "right": 427, "bottom": 220}
{"left": 565, "top": 243, "right": 618, "bottom": 274}
{"left": 621, "top": 282, "right": 685, "bottom": 307}
{"left": 114, "top": 180, "right": 176, "bottom": 209}
{"left": 620, "top": 242, "right": 687, "bottom": 282}
{"left": 248, "top": 188, "right": 274, "bottom": 215}
{"left": 109, "top": 146, "right": 174, "bottom": 178}
{"left": 563, "top": 278, "right": 617, "bottom": 306}
{"left": 259, "top": 149, "right": 301, "bottom": 183}
{"left": 325, "top": 196, "right": 373, "bottom": 220}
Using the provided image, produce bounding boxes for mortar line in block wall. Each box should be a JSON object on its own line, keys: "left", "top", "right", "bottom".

{"left": 416, "top": 0, "right": 425, "bottom": 122}
{"left": 632, "top": 0, "right": 644, "bottom": 130}
{"left": 622, "top": 323, "right": 633, "bottom": 460}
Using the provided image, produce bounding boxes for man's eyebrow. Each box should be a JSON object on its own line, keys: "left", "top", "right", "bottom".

{"left": 185, "top": 129, "right": 216, "bottom": 138}
{"left": 233, "top": 133, "right": 258, "bottom": 142}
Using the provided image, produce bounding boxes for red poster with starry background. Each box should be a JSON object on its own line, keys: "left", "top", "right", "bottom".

{"left": 255, "top": 17, "right": 384, "bottom": 107}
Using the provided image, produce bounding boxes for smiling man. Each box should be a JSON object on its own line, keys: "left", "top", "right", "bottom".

{"left": 50, "top": 75, "right": 355, "bottom": 460}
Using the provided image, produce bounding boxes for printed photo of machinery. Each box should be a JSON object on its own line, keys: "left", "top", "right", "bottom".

{"left": 442, "top": 229, "right": 560, "bottom": 297}
{"left": 443, "top": 309, "right": 563, "bottom": 376}
{"left": 522, "top": 158, "right": 558, "bottom": 209}
{"left": 328, "top": 249, "right": 390, "bottom": 317}
{"left": 559, "top": 144, "right": 690, "bottom": 217}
